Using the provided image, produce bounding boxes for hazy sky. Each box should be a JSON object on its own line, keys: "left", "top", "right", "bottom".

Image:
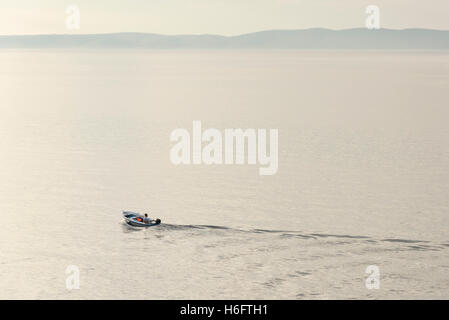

{"left": 1, "top": 0, "right": 448, "bottom": 35}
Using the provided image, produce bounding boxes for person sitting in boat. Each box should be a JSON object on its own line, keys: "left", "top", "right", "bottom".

{"left": 143, "top": 213, "right": 151, "bottom": 224}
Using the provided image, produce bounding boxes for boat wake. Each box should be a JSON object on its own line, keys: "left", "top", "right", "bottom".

{"left": 121, "top": 222, "right": 449, "bottom": 252}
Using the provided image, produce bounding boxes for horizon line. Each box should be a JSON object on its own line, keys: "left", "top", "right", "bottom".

{"left": 1, "top": 27, "right": 449, "bottom": 38}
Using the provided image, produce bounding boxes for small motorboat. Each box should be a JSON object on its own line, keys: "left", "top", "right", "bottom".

{"left": 123, "top": 211, "right": 161, "bottom": 227}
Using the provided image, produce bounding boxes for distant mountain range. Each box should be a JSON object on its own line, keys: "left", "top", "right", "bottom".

{"left": 1, "top": 28, "right": 448, "bottom": 50}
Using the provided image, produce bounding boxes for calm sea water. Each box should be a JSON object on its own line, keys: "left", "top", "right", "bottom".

{"left": 0, "top": 50, "right": 448, "bottom": 299}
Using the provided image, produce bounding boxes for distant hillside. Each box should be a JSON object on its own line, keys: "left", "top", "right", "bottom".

{"left": 0, "top": 29, "right": 448, "bottom": 49}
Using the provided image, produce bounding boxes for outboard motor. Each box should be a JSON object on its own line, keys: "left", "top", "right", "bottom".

{"left": 155, "top": 219, "right": 161, "bottom": 225}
